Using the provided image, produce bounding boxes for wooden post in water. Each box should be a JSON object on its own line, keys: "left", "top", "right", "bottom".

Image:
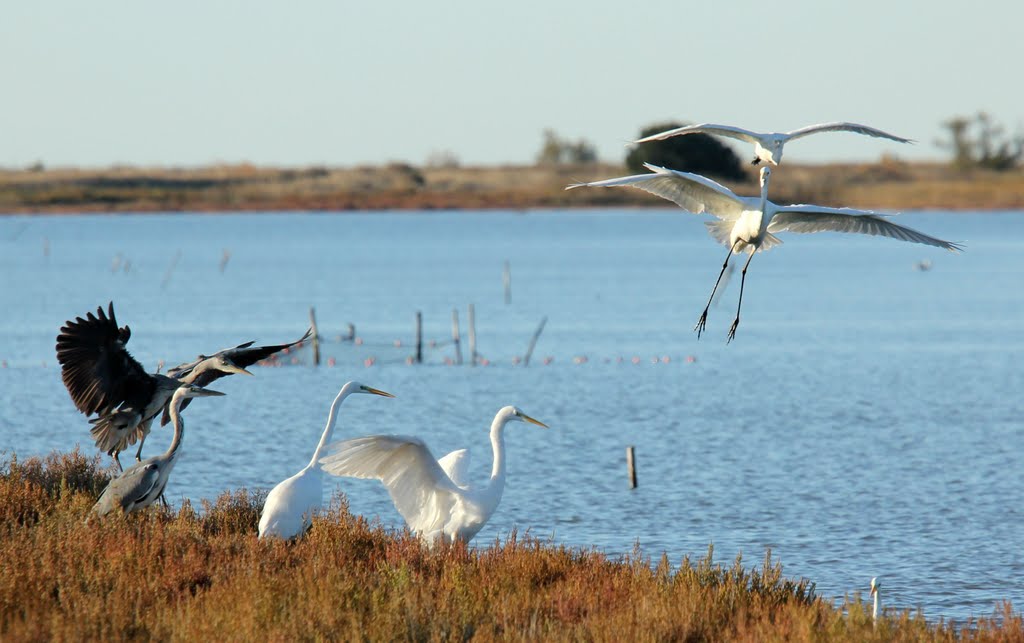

{"left": 415, "top": 311, "right": 423, "bottom": 364}
{"left": 346, "top": 323, "right": 356, "bottom": 342}
{"left": 451, "top": 309, "right": 463, "bottom": 365}
{"left": 503, "top": 260, "right": 511, "bottom": 305}
{"left": 626, "top": 446, "right": 637, "bottom": 489}
{"left": 309, "top": 307, "right": 321, "bottom": 366}
{"left": 468, "top": 303, "right": 478, "bottom": 366}
{"left": 522, "top": 316, "right": 547, "bottom": 366}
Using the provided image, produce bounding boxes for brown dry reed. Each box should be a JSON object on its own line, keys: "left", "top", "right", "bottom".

{"left": 1, "top": 449, "right": 1021, "bottom": 642}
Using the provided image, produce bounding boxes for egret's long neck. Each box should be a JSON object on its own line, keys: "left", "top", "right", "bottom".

{"left": 309, "top": 387, "right": 351, "bottom": 468}
{"left": 759, "top": 174, "right": 770, "bottom": 211}
{"left": 872, "top": 590, "right": 879, "bottom": 622}
{"left": 167, "top": 390, "right": 188, "bottom": 459}
{"left": 488, "top": 414, "right": 508, "bottom": 488}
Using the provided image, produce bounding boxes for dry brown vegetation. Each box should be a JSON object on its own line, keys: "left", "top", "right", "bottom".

{"left": 2, "top": 159, "right": 1024, "bottom": 214}
{"left": 2, "top": 450, "right": 1021, "bottom": 641}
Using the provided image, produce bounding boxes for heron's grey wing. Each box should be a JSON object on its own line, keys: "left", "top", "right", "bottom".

{"left": 92, "top": 462, "right": 160, "bottom": 516}
{"left": 56, "top": 302, "right": 156, "bottom": 416}
{"left": 320, "top": 435, "right": 463, "bottom": 534}
{"left": 437, "top": 449, "right": 471, "bottom": 487}
{"left": 783, "top": 122, "right": 913, "bottom": 144}
{"left": 163, "top": 328, "right": 312, "bottom": 423}
{"left": 634, "top": 123, "right": 762, "bottom": 145}
{"left": 567, "top": 164, "right": 743, "bottom": 218}
{"left": 214, "top": 327, "right": 312, "bottom": 372}
{"left": 768, "top": 207, "right": 962, "bottom": 251}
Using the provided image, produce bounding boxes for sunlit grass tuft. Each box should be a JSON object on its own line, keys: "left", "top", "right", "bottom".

{"left": 1, "top": 450, "right": 1020, "bottom": 641}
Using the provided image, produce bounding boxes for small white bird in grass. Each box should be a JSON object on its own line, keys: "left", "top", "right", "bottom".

{"left": 870, "top": 577, "right": 881, "bottom": 623}
{"left": 567, "top": 164, "right": 962, "bottom": 343}
{"left": 633, "top": 121, "right": 913, "bottom": 166}
{"left": 258, "top": 381, "right": 394, "bottom": 540}
{"left": 319, "top": 406, "right": 548, "bottom": 546}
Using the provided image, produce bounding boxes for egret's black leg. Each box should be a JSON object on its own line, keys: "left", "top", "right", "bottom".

{"left": 695, "top": 242, "right": 738, "bottom": 339}
{"left": 727, "top": 250, "right": 757, "bottom": 344}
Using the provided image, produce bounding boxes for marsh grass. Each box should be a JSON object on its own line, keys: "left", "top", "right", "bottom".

{"left": 1, "top": 451, "right": 1020, "bottom": 641}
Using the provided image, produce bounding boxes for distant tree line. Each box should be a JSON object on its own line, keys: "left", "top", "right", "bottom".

{"left": 536, "top": 129, "right": 598, "bottom": 165}
{"left": 937, "top": 112, "right": 1022, "bottom": 171}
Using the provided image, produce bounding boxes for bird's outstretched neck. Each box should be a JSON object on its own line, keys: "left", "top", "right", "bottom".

{"left": 488, "top": 409, "right": 513, "bottom": 486}
{"left": 308, "top": 384, "right": 355, "bottom": 468}
{"left": 166, "top": 387, "right": 189, "bottom": 459}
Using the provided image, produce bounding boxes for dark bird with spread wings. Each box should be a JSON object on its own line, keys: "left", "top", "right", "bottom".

{"left": 56, "top": 302, "right": 309, "bottom": 469}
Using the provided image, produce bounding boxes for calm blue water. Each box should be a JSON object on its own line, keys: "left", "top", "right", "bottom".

{"left": 1, "top": 209, "right": 1022, "bottom": 621}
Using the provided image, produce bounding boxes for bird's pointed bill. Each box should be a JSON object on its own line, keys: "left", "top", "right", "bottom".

{"left": 521, "top": 413, "right": 548, "bottom": 429}
{"left": 361, "top": 385, "right": 395, "bottom": 398}
{"left": 193, "top": 387, "right": 226, "bottom": 397}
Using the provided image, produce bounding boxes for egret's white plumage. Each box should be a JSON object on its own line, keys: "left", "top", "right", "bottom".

{"left": 319, "top": 405, "right": 547, "bottom": 545}
{"left": 633, "top": 121, "right": 913, "bottom": 166}
{"left": 567, "top": 164, "right": 961, "bottom": 342}
{"left": 257, "top": 381, "right": 393, "bottom": 540}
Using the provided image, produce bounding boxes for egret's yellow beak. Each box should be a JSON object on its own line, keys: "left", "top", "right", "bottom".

{"left": 361, "top": 385, "right": 395, "bottom": 398}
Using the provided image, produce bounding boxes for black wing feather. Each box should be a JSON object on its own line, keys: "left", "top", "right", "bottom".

{"left": 56, "top": 303, "right": 156, "bottom": 416}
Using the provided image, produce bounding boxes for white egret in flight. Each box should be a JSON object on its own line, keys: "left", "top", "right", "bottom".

{"left": 90, "top": 384, "right": 224, "bottom": 519}
{"left": 567, "top": 164, "right": 961, "bottom": 342}
{"left": 258, "top": 381, "right": 394, "bottom": 540}
{"left": 319, "top": 406, "right": 548, "bottom": 545}
{"left": 633, "top": 121, "right": 913, "bottom": 165}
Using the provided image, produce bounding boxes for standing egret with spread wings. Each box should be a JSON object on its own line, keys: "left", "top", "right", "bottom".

{"left": 633, "top": 121, "right": 913, "bottom": 165}
{"left": 567, "top": 164, "right": 961, "bottom": 342}
{"left": 258, "top": 381, "right": 394, "bottom": 540}
{"left": 319, "top": 406, "right": 548, "bottom": 545}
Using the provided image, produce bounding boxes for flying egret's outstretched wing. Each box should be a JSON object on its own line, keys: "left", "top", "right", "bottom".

{"left": 768, "top": 207, "right": 962, "bottom": 251}
{"left": 320, "top": 435, "right": 463, "bottom": 535}
{"left": 783, "top": 122, "right": 913, "bottom": 144}
{"left": 437, "top": 449, "right": 471, "bottom": 488}
{"left": 56, "top": 302, "right": 154, "bottom": 416}
{"left": 567, "top": 163, "right": 743, "bottom": 218}
{"left": 633, "top": 123, "right": 762, "bottom": 145}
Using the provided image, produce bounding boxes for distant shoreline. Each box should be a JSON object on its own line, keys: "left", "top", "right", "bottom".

{"left": 3, "top": 161, "right": 1024, "bottom": 214}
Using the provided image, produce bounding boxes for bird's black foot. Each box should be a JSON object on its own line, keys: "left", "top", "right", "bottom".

{"left": 751, "top": 157, "right": 761, "bottom": 165}
{"left": 726, "top": 318, "right": 740, "bottom": 344}
{"left": 693, "top": 310, "right": 709, "bottom": 339}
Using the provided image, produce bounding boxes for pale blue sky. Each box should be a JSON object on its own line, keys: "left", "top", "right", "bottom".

{"left": 3, "top": 1, "right": 1020, "bottom": 168}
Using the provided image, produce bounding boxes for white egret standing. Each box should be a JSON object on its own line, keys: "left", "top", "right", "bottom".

{"left": 89, "top": 384, "right": 224, "bottom": 519}
{"left": 567, "top": 164, "right": 961, "bottom": 342}
{"left": 633, "top": 121, "right": 913, "bottom": 166}
{"left": 319, "top": 406, "right": 548, "bottom": 545}
{"left": 870, "top": 577, "right": 881, "bottom": 623}
{"left": 258, "top": 381, "right": 394, "bottom": 540}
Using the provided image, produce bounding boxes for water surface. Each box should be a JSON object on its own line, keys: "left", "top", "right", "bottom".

{"left": 1, "top": 209, "right": 1021, "bottom": 621}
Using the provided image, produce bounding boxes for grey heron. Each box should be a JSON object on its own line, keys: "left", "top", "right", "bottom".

{"left": 319, "top": 406, "right": 548, "bottom": 546}
{"left": 56, "top": 302, "right": 309, "bottom": 468}
{"left": 633, "top": 121, "right": 913, "bottom": 166}
{"left": 258, "top": 381, "right": 394, "bottom": 540}
{"left": 567, "top": 164, "right": 961, "bottom": 342}
{"left": 89, "top": 383, "right": 224, "bottom": 519}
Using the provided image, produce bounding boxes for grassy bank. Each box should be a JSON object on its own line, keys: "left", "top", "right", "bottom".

{"left": 1, "top": 451, "right": 1020, "bottom": 641}
{"left": 2, "top": 160, "right": 1024, "bottom": 214}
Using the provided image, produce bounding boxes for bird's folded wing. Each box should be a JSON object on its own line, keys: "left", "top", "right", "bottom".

{"left": 320, "top": 435, "right": 462, "bottom": 532}
{"left": 768, "top": 208, "right": 962, "bottom": 251}
{"left": 56, "top": 302, "right": 152, "bottom": 416}
{"left": 634, "top": 123, "right": 761, "bottom": 145}
{"left": 97, "top": 462, "right": 160, "bottom": 513}
{"left": 567, "top": 164, "right": 742, "bottom": 218}
{"left": 784, "top": 122, "right": 913, "bottom": 144}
